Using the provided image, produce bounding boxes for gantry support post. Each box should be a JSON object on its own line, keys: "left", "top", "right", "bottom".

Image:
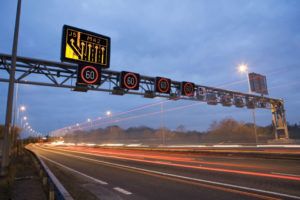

{"left": 271, "top": 100, "right": 289, "bottom": 140}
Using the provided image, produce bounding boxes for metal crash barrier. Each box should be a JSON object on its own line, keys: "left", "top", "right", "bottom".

{"left": 26, "top": 146, "right": 73, "bottom": 200}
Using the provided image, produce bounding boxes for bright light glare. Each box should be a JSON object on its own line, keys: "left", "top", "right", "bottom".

{"left": 106, "top": 111, "right": 112, "bottom": 116}
{"left": 87, "top": 118, "right": 91, "bottom": 122}
{"left": 238, "top": 64, "right": 248, "bottom": 73}
{"left": 20, "top": 105, "right": 26, "bottom": 111}
{"left": 23, "top": 116, "right": 27, "bottom": 120}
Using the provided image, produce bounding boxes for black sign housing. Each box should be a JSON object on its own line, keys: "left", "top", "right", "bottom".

{"left": 77, "top": 65, "right": 101, "bottom": 85}
{"left": 248, "top": 73, "right": 268, "bottom": 95}
{"left": 61, "top": 25, "right": 111, "bottom": 68}
{"left": 155, "top": 77, "right": 171, "bottom": 94}
{"left": 181, "top": 82, "right": 195, "bottom": 96}
{"left": 120, "top": 71, "right": 140, "bottom": 90}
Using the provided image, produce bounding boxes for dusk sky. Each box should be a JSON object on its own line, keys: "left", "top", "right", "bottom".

{"left": 0, "top": 0, "right": 299, "bottom": 136}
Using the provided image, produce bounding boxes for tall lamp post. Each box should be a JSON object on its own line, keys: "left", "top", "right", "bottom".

{"left": 238, "top": 64, "right": 258, "bottom": 144}
{"left": 87, "top": 118, "right": 92, "bottom": 127}
{"left": 160, "top": 103, "right": 165, "bottom": 146}
{"left": 106, "top": 111, "right": 112, "bottom": 135}
{"left": 21, "top": 116, "right": 27, "bottom": 128}
{"left": 18, "top": 105, "right": 26, "bottom": 126}
{"left": 1, "top": 0, "right": 22, "bottom": 176}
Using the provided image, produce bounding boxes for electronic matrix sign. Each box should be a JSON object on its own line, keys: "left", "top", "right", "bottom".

{"left": 248, "top": 73, "right": 268, "bottom": 95}
{"left": 155, "top": 77, "right": 171, "bottom": 94}
{"left": 77, "top": 65, "right": 101, "bottom": 85}
{"left": 61, "top": 25, "right": 110, "bottom": 68}
{"left": 120, "top": 71, "right": 140, "bottom": 90}
{"left": 181, "top": 82, "right": 195, "bottom": 96}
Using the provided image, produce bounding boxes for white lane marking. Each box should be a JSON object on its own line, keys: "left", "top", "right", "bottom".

{"left": 271, "top": 172, "right": 300, "bottom": 178}
{"left": 38, "top": 154, "right": 108, "bottom": 185}
{"left": 35, "top": 146, "right": 300, "bottom": 200}
{"left": 113, "top": 187, "right": 132, "bottom": 195}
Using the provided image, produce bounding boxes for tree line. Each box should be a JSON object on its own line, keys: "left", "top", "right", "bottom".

{"left": 62, "top": 118, "right": 300, "bottom": 145}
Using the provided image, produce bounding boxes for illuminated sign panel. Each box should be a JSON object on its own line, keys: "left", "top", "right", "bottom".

{"left": 155, "top": 77, "right": 171, "bottom": 94}
{"left": 77, "top": 65, "right": 101, "bottom": 85}
{"left": 61, "top": 25, "right": 110, "bottom": 68}
{"left": 248, "top": 73, "right": 268, "bottom": 95}
{"left": 120, "top": 71, "right": 140, "bottom": 90}
{"left": 181, "top": 82, "right": 195, "bottom": 96}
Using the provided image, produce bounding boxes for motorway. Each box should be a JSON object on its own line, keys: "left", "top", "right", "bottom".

{"left": 28, "top": 144, "right": 300, "bottom": 200}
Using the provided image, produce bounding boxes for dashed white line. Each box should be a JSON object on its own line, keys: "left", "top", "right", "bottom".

{"left": 113, "top": 187, "right": 132, "bottom": 195}
{"left": 271, "top": 172, "right": 300, "bottom": 178}
{"left": 39, "top": 155, "right": 108, "bottom": 185}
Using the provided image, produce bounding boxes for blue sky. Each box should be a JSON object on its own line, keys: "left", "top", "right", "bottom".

{"left": 0, "top": 0, "right": 300, "bottom": 136}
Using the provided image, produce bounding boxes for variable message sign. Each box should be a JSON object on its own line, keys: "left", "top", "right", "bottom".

{"left": 248, "top": 73, "right": 268, "bottom": 95}
{"left": 120, "top": 71, "right": 140, "bottom": 90}
{"left": 61, "top": 25, "right": 110, "bottom": 68}
{"left": 77, "top": 65, "right": 101, "bottom": 85}
{"left": 155, "top": 77, "right": 171, "bottom": 94}
{"left": 181, "top": 82, "right": 195, "bottom": 96}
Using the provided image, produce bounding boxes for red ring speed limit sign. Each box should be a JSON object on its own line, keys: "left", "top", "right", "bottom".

{"left": 156, "top": 77, "right": 171, "bottom": 94}
{"left": 77, "top": 65, "right": 101, "bottom": 85}
{"left": 182, "top": 82, "right": 195, "bottom": 96}
{"left": 120, "top": 71, "right": 140, "bottom": 90}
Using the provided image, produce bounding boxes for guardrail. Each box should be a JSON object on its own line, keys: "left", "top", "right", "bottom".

{"left": 26, "top": 147, "right": 73, "bottom": 200}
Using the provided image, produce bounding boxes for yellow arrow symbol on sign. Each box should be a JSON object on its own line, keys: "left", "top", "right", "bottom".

{"left": 81, "top": 42, "right": 85, "bottom": 58}
{"left": 101, "top": 47, "right": 105, "bottom": 64}
{"left": 95, "top": 45, "right": 99, "bottom": 62}
{"left": 88, "top": 44, "right": 92, "bottom": 61}
{"left": 70, "top": 38, "right": 81, "bottom": 56}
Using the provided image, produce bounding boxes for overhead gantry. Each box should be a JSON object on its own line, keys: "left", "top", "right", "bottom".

{"left": 0, "top": 53, "right": 289, "bottom": 139}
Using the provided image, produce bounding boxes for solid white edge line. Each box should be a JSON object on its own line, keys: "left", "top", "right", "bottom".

{"left": 113, "top": 187, "right": 132, "bottom": 195}
{"left": 26, "top": 147, "right": 74, "bottom": 200}
{"left": 38, "top": 154, "right": 108, "bottom": 185}
{"left": 36, "top": 146, "right": 300, "bottom": 200}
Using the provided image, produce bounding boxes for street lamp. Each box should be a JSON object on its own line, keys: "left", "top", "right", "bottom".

{"left": 21, "top": 116, "right": 27, "bottom": 128}
{"left": 17, "top": 105, "right": 26, "bottom": 126}
{"left": 237, "top": 63, "right": 258, "bottom": 144}
{"left": 238, "top": 64, "right": 248, "bottom": 74}
{"left": 87, "top": 118, "right": 92, "bottom": 128}
{"left": 106, "top": 111, "right": 112, "bottom": 117}
{"left": 106, "top": 111, "right": 112, "bottom": 134}
{"left": 20, "top": 105, "right": 26, "bottom": 112}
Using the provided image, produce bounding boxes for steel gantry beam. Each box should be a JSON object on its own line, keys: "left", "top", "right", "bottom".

{"left": 0, "top": 53, "right": 289, "bottom": 139}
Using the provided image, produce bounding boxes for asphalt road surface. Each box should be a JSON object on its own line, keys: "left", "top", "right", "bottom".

{"left": 28, "top": 144, "right": 300, "bottom": 200}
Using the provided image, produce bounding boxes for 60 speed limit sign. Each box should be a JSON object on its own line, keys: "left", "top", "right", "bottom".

{"left": 77, "top": 65, "right": 101, "bottom": 85}
{"left": 155, "top": 77, "right": 171, "bottom": 94}
{"left": 120, "top": 71, "right": 140, "bottom": 90}
{"left": 181, "top": 81, "right": 195, "bottom": 96}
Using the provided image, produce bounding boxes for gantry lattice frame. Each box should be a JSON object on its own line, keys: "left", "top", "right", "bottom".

{"left": 0, "top": 53, "right": 289, "bottom": 139}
